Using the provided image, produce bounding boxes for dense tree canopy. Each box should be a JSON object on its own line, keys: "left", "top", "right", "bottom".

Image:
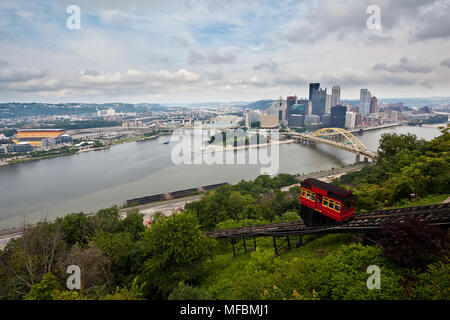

{"left": 139, "top": 211, "right": 216, "bottom": 297}
{"left": 338, "top": 125, "right": 450, "bottom": 210}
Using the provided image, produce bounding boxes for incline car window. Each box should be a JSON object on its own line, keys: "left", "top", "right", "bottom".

{"left": 323, "top": 197, "right": 341, "bottom": 212}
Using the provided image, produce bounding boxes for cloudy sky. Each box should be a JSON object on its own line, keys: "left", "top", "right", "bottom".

{"left": 1, "top": 0, "right": 450, "bottom": 103}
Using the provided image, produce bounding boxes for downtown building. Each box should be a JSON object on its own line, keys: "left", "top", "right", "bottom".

{"left": 330, "top": 105, "right": 347, "bottom": 128}
{"left": 270, "top": 96, "right": 287, "bottom": 123}
{"left": 331, "top": 86, "right": 341, "bottom": 107}
{"left": 244, "top": 109, "right": 260, "bottom": 128}
{"left": 290, "top": 100, "right": 308, "bottom": 116}
{"left": 370, "top": 96, "right": 378, "bottom": 114}
{"left": 359, "top": 89, "right": 371, "bottom": 116}
{"left": 355, "top": 113, "right": 363, "bottom": 127}
{"left": 304, "top": 115, "right": 321, "bottom": 131}
{"left": 325, "top": 94, "right": 332, "bottom": 113}
{"left": 309, "top": 83, "right": 320, "bottom": 101}
{"left": 311, "top": 87, "right": 327, "bottom": 116}
{"left": 286, "top": 96, "right": 297, "bottom": 117}
{"left": 345, "top": 112, "right": 357, "bottom": 129}
{"left": 288, "top": 115, "right": 304, "bottom": 128}
{"left": 287, "top": 100, "right": 308, "bottom": 128}
{"left": 260, "top": 114, "right": 279, "bottom": 128}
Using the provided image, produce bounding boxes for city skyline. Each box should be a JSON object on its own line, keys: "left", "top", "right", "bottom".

{"left": 1, "top": 0, "right": 450, "bottom": 103}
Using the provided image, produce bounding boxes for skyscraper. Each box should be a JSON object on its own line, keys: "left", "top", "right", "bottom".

{"left": 290, "top": 102, "right": 307, "bottom": 116}
{"left": 276, "top": 96, "right": 285, "bottom": 109}
{"left": 286, "top": 96, "right": 297, "bottom": 117}
{"left": 359, "top": 89, "right": 371, "bottom": 116}
{"left": 245, "top": 109, "right": 260, "bottom": 128}
{"left": 309, "top": 83, "right": 320, "bottom": 101}
{"left": 288, "top": 115, "right": 304, "bottom": 128}
{"left": 325, "top": 94, "right": 332, "bottom": 113}
{"left": 331, "top": 86, "right": 341, "bottom": 107}
{"left": 345, "top": 112, "right": 357, "bottom": 129}
{"left": 370, "top": 96, "right": 378, "bottom": 114}
{"left": 330, "top": 105, "right": 346, "bottom": 128}
{"left": 311, "top": 87, "right": 327, "bottom": 115}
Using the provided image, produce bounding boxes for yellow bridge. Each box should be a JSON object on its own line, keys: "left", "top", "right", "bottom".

{"left": 288, "top": 128, "right": 377, "bottom": 163}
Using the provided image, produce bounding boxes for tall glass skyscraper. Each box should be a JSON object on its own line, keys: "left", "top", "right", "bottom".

{"left": 359, "top": 89, "right": 371, "bottom": 116}
{"left": 331, "top": 86, "right": 341, "bottom": 107}
{"left": 311, "top": 87, "right": 327, "bottom": 115}
{"left": 330, "top": 105, "right": 346, "bottom": 128}
{"left": 286, "top": 96, "right": 297, "bottom": 117}
{"left": 309, "top": 83, "right": 320, "bottom": 101}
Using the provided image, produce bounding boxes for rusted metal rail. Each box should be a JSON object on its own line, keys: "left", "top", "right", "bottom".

{"left": 204, "top": 203, "right": 450, "bottom": 239}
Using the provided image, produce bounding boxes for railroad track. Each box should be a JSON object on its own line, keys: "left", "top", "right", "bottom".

{"left": 204, "top": 203, "right": 450, "bottom": 239}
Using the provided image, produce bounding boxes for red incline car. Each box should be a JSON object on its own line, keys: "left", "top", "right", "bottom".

{"left": 300, "top": 178, "right": 357, "bottom": 226}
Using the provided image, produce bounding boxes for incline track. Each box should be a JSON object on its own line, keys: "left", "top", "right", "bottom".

{"left": 204, "top": 203, "right": 450, "bottom": 239}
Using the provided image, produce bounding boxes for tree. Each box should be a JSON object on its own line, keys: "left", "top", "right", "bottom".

{"left": 116, "top": 209, "right": 146, "bottom": 241}
{"left": 57, "top": 212, "right": 91, "bottom": 247}
{"left": 168, "top": 281, "right": 211, "bottom": 300}
{"left": 99, "top": 278, "right": 144, "bottom": 300}
{"left": 380, "top": 217, "right": 448, "bottom": 267}
{"left": 89, "top": 206, "right": 121, "bottom": 234}
{"left": 1, "top": 220, "right": 67, "bottom": 298}
{"left": 24, "top": 273, "right": 62, "bottom": 300}
{"left": 92, "top": 231, "right": 135, "bottom": 286}
{"left": 227, "top": 191, "right": 248, "bottom": 219}
{"left": 282, "top": 211, "right": 300, "bottom": 222}
{"left": 139, "top": 211, "right": 216, "bottom": 297}
{"left": 377, "top": 132, "right": 425, "bottom": 161}
{"left": 58, "top": 244, "right": 112, "bottom": 294}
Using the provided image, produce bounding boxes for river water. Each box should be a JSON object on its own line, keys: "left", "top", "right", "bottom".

{"left": 0, "top": 124, "right": 444, "bottom": 229}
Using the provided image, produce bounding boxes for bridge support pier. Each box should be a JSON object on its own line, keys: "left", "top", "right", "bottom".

{"left": 355, "top": 154, "right": 360, "bottom": 163}
{"left": 273, "top": 237, "right": 279, "bottom": 257}
{"left": 232, "top": 239, "right": 236, "bottom": 258}
{"left": 296, "top": 236, "right": 303, "bottom": 248}
{"left": 364, "top": 157, "right": 368, "bottom": 163}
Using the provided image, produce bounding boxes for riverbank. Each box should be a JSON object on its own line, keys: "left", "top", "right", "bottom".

{"left": 3, "top": 146, "right": 109, "bottom": 165}
{"left": 0, "top": 131, "right": 173, "bottom": 166}
{"left": 4, "top": 147, "right": 79, "bottom": 165}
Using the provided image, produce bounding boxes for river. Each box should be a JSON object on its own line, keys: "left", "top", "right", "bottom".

{"left": 0, "top": 124, "right": 445, "bottom": 229}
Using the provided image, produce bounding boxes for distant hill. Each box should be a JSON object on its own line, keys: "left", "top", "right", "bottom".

{"left": 378, "top": 97, "right": 450, "bottom": 107}
{"left": 0, "top": 102, "right": 168, "bottom": 119}
{"left": 239, "top": 100, "right": 275, "bottom": 110}
{"left": 342, "top": 97, "right": 450, "bottom": 107}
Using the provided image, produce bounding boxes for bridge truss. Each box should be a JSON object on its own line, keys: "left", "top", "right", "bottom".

{"left": 312, "top": 127, "right": 369, "bottom": 154}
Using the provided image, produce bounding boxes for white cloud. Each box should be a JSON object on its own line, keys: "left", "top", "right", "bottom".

{"left": 0, "top": 67, "right": 47, "bottom": 82}
{"left": 373, "top": 57, "right": 433, "bottom": 73}
{"left": 441, "top": 58, "right": 450, "bottom": 68}
{"left": 207, "top": 50, "right": 237, "bottom": 64}
{"left": 254, "top": 59, "right": 278, "bottom": 72}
